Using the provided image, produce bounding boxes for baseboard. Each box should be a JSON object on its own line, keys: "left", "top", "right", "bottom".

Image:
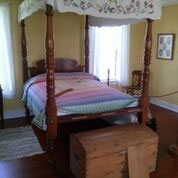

{"left": 4, "top": 109, "right": 26, "bottom": 119}
{"left": 150, "top": 98, "right": 178, "bottom": 113}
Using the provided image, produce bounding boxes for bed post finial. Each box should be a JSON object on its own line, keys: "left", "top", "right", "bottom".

{"left": 140, "top": 19, "right": 153, "bottom": 125}
{"left": 46, "top": 4, "right": 57, "bottom": 163}
{"left": 20, "top": 20, "right": 28, "bottom": 83}
{"left": 85, "top": 15, "right": 89, "bottom": 73}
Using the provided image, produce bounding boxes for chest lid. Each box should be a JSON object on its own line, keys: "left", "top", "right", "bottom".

{"left": 71, "top": 124, "right": 158, "bottom": 160}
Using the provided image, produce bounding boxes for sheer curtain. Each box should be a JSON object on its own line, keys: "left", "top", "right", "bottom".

{"left": 89, "top": 25, "right": 130, "bottom": 85}
{"left": 0, "top": 2, "right": 15, "bottom": 98}
{"left": 116, "top": 25, "right": 130, "bottom": 86}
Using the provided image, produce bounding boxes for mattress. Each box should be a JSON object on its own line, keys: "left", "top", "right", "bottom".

{"left": 23, "top": 72, "right": 138, "bottom": 130}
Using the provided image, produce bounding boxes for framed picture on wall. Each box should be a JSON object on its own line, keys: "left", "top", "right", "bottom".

{"left": 157, "top": 33, "right": 175, "bottom": 60}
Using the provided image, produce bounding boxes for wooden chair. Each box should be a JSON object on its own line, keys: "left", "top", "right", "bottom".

{"left": 123, "top": 70, "right": 142, "bottom": 96}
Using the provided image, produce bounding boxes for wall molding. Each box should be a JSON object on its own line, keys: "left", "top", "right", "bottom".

{"left": 150, "top": 98, "right": 178, "bottom": 113}
{"left": 4, "top": 109, "right": 26, "bottom": 119}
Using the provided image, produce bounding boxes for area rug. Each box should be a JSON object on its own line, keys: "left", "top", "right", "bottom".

{"left": 0, "top": 126, "right": 44, "bottom": 161}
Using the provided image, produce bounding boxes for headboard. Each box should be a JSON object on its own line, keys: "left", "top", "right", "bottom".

{"left": 29, "top": 58, "right": 85, "bottom": 78}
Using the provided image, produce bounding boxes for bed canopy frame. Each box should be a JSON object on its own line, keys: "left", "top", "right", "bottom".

{"left": 19, "top": 0, "right": 162, "bottom": 163}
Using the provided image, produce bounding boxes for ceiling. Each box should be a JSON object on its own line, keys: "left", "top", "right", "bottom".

{"left": 162, "top": 0, "right": 178, "bottom": 6}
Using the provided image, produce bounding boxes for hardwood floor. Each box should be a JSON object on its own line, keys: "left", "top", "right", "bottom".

{"left": 150, "top": 105, "right": 178, "bottom": 178}
{"left": 0, "top": 104, "right": 178, "bottom": 178}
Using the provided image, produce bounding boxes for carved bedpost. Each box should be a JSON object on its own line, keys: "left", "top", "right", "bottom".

{"left": 45, "top": 5, "right": 57, "bottom": 164}
{"left": 21, "top": 20, "right": 31, "bottom": 125}
{"left": 140, "top": 19, "right": 153, "bottom": 125}
{"left": 20, "top": 20, "right": 28, "bottom": 83}
{"left": 85, "top": 15, "right": 89, "bottom": 73}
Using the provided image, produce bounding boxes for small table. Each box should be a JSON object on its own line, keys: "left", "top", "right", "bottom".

{"left": 0, "top": 85, "right": 4, "bottom": 129}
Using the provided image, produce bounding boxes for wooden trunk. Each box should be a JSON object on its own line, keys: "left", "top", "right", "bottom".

{"left": 70, "top": 124, "right": 158, "bottom": 178}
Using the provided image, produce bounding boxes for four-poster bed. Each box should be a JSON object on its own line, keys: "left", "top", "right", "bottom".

{"left": 18, "top": 0, "right": 162, "bottom": 163}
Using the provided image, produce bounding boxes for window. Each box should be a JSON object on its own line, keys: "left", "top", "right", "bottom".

{"left": 0, "top": 3, "right": 15, "bottom": 98}
{"left": 89, "top": 25, "right": 130, "bottom": 85}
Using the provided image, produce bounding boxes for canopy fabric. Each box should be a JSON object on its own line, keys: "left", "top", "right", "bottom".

{"left": 18, "top": 0, "right": 162, "bottom": 22}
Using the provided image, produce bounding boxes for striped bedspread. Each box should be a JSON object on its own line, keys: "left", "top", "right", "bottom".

{"left": 23, "top": 73, "right": 138, "bottom": 130}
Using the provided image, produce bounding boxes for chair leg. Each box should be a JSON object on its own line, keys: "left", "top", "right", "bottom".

{"left": 131, "top": 89, "right": 134, "bottom": 96}
{"left": 137, "top": 112, "right": 142, "bottom": 123}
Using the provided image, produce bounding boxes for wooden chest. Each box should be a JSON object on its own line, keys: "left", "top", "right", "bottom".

{"left": 70, "top": 124, "right": 158, "bottom": 178}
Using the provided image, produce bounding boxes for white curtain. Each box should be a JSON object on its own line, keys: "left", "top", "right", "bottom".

{"left": 116, "top": 25, "right": 130, "bottom": 86}
{"left": 0, "top": 3, "right": 15, "bottom": 98}
{"left": 89, "top": 27, "right": 100, "bottom": 78}
{"left": 89, "top": 25, "right": 130, "bottom": 85}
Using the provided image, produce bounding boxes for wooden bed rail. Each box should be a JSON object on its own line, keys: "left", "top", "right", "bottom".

{"left": 58, "top": 107, "right": 142, "bottom": 124}
{"left": 140, "top": 19, "right": 153, "bottom": 125}
{"left": 45, "top": 5, "right": 57, "bottom": 159}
